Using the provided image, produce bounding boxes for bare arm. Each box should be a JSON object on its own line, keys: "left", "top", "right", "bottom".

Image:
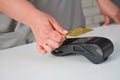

{"left": 0, "top": 0, "right": 38, "bottom": 26}
{"left": 97, "top": 0, "right": 120, "bottom": 25}
{"left": 0, "top": 0, "right": 68, "bottom": 53}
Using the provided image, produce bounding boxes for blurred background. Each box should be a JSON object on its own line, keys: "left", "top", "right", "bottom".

{"left": 81, "top": 0, "right": 120, "bottom": 28}
{"left": 0, "top": 0, "right": 120, "bottom": 30}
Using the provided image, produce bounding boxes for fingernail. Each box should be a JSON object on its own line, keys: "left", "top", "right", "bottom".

{"left": 63, "top": 30, "right": 68, "bottom": 34}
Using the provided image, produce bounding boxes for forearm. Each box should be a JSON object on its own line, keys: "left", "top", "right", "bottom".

{"left": 96, "top": 0, "right": 113, "bottom": 11}
{"left": 97, "top": 0, "right": 111, "bottom": 5}
{"left": 97, "top": 0, "right": 111, "bottom": 2}
{"left": 0, "top": 0, "right": 40, "bottom": 27}
{"left": 96, "top": 0, "right": 120, "bottom": 25}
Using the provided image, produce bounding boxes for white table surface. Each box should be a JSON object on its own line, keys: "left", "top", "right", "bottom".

{"left": 0, "top": 24, "right": 120, "bottom": 80}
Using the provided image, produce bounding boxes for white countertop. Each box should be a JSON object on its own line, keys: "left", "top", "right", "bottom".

{"left": 0, "top": 24, "right": 120, "bottom": 80}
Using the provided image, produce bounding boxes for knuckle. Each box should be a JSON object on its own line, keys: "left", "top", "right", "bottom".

{"left": 52, "top": 32, "right": 63, "bottom": 41}
{"left": 55, "top": 43, "right": 60, "bottom": 48}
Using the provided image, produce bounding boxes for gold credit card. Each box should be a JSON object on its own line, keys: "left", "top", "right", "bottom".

{"left": 67, "top": 27, "right": 93, "bottom": 37}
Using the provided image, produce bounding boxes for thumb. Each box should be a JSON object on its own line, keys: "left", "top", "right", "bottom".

{"left": 50, "top": 19, "right": 68, "bottom": 35}
{"left": 103, "top": 16, "right": 110, "bottom": 26}
{"left": 54, "top": 23, "right": 68, "bottom": 35}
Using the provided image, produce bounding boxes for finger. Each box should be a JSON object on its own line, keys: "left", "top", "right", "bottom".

{"left": 112, "top": 10, "right": 120, "bottom": 24}
{"left": 50, "top": 18, "right": 68, "bottom": 34}
{"left": 48, "top": 31, "right": 63, "bottom": 43}
{"left": 103, "top": 16, "right": 110, "bottom": 26}
{"left": 43, "top": 43, "right": 53, "bottom": 52}
{"left": 47, "top": 38, "right": 60, "bottom": 49}
{"left": 59, "top": 35, "right": 67, "bottom": 46}
{"left": 43, "top": 35, "right": 67, "bottom": 52}
{"left": 37, "top": 45, "right": 47, "bottom": 54}
{"left": 113, "top": 15, "right": 120, "bottom": 24}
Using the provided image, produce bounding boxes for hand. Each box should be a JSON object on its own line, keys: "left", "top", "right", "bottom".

{"left": 97, "top": 0, "right": 120, "bottom": 25}
{"left": 30, "top": 11, "right": 68, "bottom": 53}
{"left": 0, "top": 0, "right": 68, "bottom": 53}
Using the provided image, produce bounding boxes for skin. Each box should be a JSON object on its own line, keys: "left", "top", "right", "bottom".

{"left": 0, "top": 0, "right": 119, "bottom": 53}
{"left": 97, "top": 0, "right": 120, "bottom": 25}
{"left": 0, "top": 0, "right": 68, "bottom": 53}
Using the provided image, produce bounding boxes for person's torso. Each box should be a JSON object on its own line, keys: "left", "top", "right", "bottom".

{"left": 33, "top": 0, "right": 85, "bottom": 30}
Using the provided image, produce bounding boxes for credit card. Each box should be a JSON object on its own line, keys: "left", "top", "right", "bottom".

{"left": 67, "top": 27, "right": 93, "bottom": 37}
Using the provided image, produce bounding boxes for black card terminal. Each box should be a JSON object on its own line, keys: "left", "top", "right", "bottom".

{"left": 52, "top": 37, "right": 114, "bottom": 64}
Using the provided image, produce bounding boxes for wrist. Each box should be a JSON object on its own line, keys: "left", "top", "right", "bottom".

{"left": 25, "top": 9, "right": 40, "bottom": 27}
{"left": 27, "top": 9, "right": 47, "bottom": 30}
